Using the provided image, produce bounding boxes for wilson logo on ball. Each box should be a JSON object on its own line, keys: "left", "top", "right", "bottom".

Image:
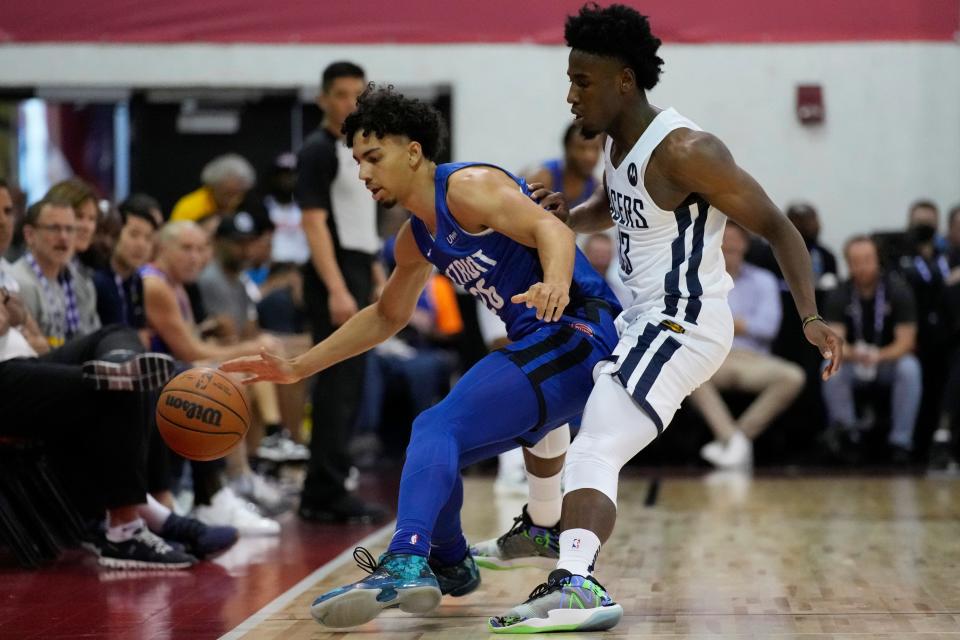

{"left": 165, "top": 395, "right": 223, "bottom": 426}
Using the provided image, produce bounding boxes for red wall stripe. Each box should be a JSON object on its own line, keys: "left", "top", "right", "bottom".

{"left": 1, "top": 0, "right": 957, "bottom": 44}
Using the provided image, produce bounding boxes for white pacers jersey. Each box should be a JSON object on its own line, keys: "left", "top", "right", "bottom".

{"left": 604, "top": 107, "right": 733, "bottom": 326}
{"left": 591, "top": 108, "right": 735, "bottom": 434}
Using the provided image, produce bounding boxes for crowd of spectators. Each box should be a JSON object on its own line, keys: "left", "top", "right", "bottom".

{"left": 3, "top": 59, "right": 959, "bottom": 573}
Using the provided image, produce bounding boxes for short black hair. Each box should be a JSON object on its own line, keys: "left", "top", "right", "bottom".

{"left": 949, "top": 204, "right": 960, "bottom": 228}
{"left": 24, "top": 196, "right": 74, "bottom": 226}
{"left": 342, "top": 84, "right": 447, "bottom": 161}
{"left": 565, "top": 3, "right": 664, "bottom": 91}
{"left": 322, "top": 61, "right": 365, "bottom": 93}
{"left": 0, "top": 178, "right": 8, "bottom": 190}
{"left": 909, "top": 199, "right": 938, "bottom": 216}
{"left": 844, "top": 234, "right": 876, "bottom": 256}
{"left": 119, "top": 193, "right": 161, "bottom": 230}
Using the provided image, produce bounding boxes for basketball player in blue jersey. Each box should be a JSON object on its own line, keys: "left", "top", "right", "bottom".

{"left": 488, "top": 3, "right": 844, "bottom": 633}
{"left": 221, "top": 85, "right": 622, "bottom": 629}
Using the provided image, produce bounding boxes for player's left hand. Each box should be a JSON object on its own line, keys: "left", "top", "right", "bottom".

{"left": 511, "top": 282, "right": 570, "bottom": 322}
{"left": 527, "top": 182, "right": 570, "bottom": 223}
{"left": 804, "top": 320, "right": 843, "bottom": 380}
{"left": 220, "top": 350, "right": 302, "bottom": 385}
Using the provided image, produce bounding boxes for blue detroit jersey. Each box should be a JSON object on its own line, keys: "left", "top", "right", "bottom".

{"left": 408, "top": 162, "right": 621, "bottom": 342}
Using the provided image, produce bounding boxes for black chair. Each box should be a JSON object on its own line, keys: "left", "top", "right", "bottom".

{"left": 0, "top": 437, "right": 85, "bottom": 568}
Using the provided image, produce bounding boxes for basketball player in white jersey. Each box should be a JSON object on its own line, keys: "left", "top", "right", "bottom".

{"left": 488, "top": 4, "right": 842, "bottom": 633}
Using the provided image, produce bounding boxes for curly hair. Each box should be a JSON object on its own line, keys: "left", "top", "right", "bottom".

{"left": 342, "top": 84, "right": 447, "bottom": 161}
{"left": 565, "top": 3, "right": 664, "bottom": 91}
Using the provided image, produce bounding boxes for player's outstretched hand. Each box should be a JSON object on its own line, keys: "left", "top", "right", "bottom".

{"left": 220, "top": 350, "right": 301, "bottom": 385}
{"left": 511, "top": 282, "right": 570, "bottom": 322}
{"left": 527, "top": 182, "right": 570, "bottom": 223}
{"left": 804, "top": 320, "right": 843, "bottom": 380}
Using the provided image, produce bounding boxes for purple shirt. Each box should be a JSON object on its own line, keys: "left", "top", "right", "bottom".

{"left": 728, "top": 262, "right": 781, "bottom": 354}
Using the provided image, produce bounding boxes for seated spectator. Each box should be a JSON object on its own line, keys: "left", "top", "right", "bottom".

{"left": 264, "top": 153, "right": 309, "bottom": 266}
{"left": 352, "top": 273, "right": 461, "bottom": 468}
{"left": 821, "top": 235, "right": 920, "bottom": 464}
{"left": 93, "top": 194, "right": 161, "bottom": 338}
{"left": 522, "top": 123, "right": 601, "bottom": 208}
{"left": 747, "top": 202, "right": 838, "bottom": 291}
{"left": 10, "top": 196, "right": 100, "bottom": 347}
{"left": 690, "top": 223, "right": 805, "bottom": 468}
{"left": 171, "top": 154, "right": 256, "bottom": 234}
{"left": 143, "top": 220, "right": 284, "bottom": 534}
{"left": 0, "top": 179, "right": 235, "bottom": 568}
{"left": 581, "top": 232, "right": 633, "bottom": 308}
{"left": 196, "top": 212, "right": 296, "bottom": 470}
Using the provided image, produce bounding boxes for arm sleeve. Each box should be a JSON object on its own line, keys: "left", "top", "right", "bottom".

{"left": 295, "top": 136, "right": 337, "bottom": 211}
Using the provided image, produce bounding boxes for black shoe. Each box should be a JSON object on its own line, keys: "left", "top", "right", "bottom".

{"left": 298, "top": 494, "right": 389, "bottom": 524}
{"left": 928, "top": 441, "right": 959, "bottom": 474}
{"left": 159, "top": 513, "right": 238, "bottom": 558}
{"left": 889, "top": 445, "right": 913, "bottom": 466}
{"left": 81, "top": 518, "right": 188, "bottom": 557}
{"left": 429, "top": 551, "right": 481, "bottom": 597}
{"left": 99, "top": 526, "right": 197, "bottom": 570}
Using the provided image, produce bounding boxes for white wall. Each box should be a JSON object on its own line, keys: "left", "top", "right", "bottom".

{"left": 1, "top": 41, "right": 958, "bottom": 253}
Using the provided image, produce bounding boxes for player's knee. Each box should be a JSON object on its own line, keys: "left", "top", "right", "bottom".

{"left": 526, "top": 425, "right": 570, "bottom": 459}
{"left": 566, "top": 430, "right": 633, "bottom": 472}
{"left": 563, "top": 434, "right": 623, "bottom": 505}
{"left": 778, "top": 361, "right": 806, "bottom": 394}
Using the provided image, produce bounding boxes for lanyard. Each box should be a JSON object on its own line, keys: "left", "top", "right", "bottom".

{"left": 913, "top": 255, "right": 950, "bottom": 283}
{"left": 25, "top": 251, "right": 79, "bottom": 340}
{"left": 850, "top": 281, "right": 886, "bottom": 344}
{"left": 114, "top": 272, "right": 128, "bottom": 323}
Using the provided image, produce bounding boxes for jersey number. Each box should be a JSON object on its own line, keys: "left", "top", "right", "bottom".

{"left": 618, "top": 232, "right": 634, "bottom": 275}
{"left": 469, "top": 278, "right": 504, "bottom": 311}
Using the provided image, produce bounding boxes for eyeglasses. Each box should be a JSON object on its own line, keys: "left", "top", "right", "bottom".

{"left": 34, "top": 224, "right": 77, "bottom": 236}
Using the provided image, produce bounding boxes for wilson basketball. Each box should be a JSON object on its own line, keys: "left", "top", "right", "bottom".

{"left": 156, "top": 367, "right": 250, "bottom": 461}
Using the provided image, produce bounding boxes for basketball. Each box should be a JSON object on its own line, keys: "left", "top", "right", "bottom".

{"left": 156, "top": 367, "right": 250, "bottom": 461}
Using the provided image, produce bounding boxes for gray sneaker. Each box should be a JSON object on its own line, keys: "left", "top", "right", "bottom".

{"left": 470, "top": 505, "right": 559, "bottom": 570}
{"left": 488, "top": 568, "right": 623, "bottom": 633}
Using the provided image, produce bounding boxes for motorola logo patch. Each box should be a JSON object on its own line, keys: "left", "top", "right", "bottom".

{"left": 627, "top": 163, "right": 638, "bottom": 186}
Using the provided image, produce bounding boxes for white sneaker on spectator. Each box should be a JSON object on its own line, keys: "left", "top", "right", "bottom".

{"left": 494, "top": 448, "right": 528, "bottom": 496}
{"left": 193, "top": 487, "right": 281, "bottom": 536}
{"left": 715, "top": 431, "right": 752, "bottom": 469}
{"left": 230, "top": 473, "right": 291, "bottom": 516}
{"left": 255, "top": 432, "right": 311, "bottom": 462}
{"left": 700, "top": 440, "right": 725, "bottom": 467}
{"left": 344, "top": 466, "right": 360, "bottom": 493}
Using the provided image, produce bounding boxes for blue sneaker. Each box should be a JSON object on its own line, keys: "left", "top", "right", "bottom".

{"left": 488, "top": 568, "right": 623, "bottom": 633}
{"left": 429, "top": 551, "right": 481, "bottom": 597}
{"left": 311, "top": 547, "right": 442, "bottom": 628}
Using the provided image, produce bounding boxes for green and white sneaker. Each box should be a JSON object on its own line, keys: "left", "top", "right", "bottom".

{"left": 470, "top": 505, "right": 559, "bottom": 570}
{"left": 310, "top": 548, "right": 442, "bottom": 628}
{"left": 488, "top": 569, "right": 623, "bottom": 633}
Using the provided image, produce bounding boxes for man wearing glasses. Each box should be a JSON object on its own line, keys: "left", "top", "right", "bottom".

{"left": 10, "top": 195, "right": 101, "bottom": 347}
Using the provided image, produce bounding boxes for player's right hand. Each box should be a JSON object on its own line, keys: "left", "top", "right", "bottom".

{"left": 329, "top": 288, "right": 359, "bottom": 326}
{"left": 511, "top": 281, "right": 570, "bottom": 322}
{"left": 220, "top": 350, "right": 302, "bottom": 385}
{"left": 527, "top": 182, "right": 570, "bottom": 223}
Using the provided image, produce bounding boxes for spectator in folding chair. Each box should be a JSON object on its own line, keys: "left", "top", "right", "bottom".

{"left": 143, "top": 220, "right": 285, "bottom": 534}
{"left": 0, "top": 178, "right": 235, "bottom": 568}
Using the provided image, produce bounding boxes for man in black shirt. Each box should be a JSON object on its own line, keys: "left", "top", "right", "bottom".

{"left": 295, "top": 61, "right": 387, "bottom": 523}
{"left": 821, "top": 235, "right": 920, "bottom": 462}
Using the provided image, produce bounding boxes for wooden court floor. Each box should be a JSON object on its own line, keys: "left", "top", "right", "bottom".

{"left": 233, "top": 474, "right": 960, "bottom": 639}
